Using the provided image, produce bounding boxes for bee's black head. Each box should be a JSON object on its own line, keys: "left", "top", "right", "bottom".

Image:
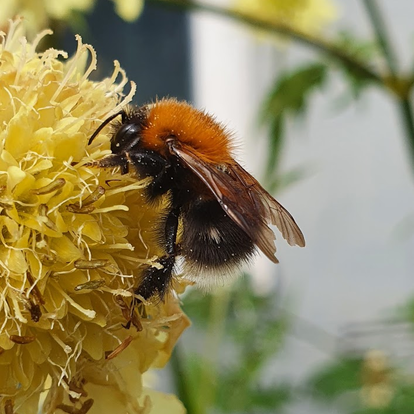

{"left": 111, "top": 121, "right": 142, "bottom": 154}
{"left": 88, "top": 105, "right": 150, "bottom": 154}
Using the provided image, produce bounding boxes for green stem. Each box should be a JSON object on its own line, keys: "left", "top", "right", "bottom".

{"left": 170, "top": 343, "right": 199, "bottom": 414}
{"left": 362, "top": 1, "right": 414, "bottom": 173}
{"left": 147, "top": 0, "right": 384, "bottom": 85}
{"left": 398, "top": 98, "right": 414, "bottom": 172}
{"left": 198, "top": 289, "right": 230, "bottom": 412}
{"left": 362, "top": 0, "right": 399, "bottom": 77}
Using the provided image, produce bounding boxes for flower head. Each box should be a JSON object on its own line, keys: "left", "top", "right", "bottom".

{"left": 0, "top": 19, "right": 189, "bottom": 414}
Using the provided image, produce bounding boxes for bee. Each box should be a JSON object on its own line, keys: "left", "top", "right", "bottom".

{"left": 89, "top": 98, "right": 305, "bottom": 300}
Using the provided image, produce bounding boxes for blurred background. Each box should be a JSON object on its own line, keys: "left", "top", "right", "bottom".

{"left": 5, "top": 0, "right": 414, "bottom": 413}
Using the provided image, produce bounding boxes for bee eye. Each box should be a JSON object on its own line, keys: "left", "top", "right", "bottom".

{"left": 111, "top": 123, "right": 141, "bottom": 153}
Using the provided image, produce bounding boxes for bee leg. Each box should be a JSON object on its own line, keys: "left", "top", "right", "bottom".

{"left": 135, "top": 206, "right": 180, "bottom": 300}
{"left": 95, "top": 154, "right": 129, "bottom": 174}
{"left": 96, "top": 149, "right": 169, "bottom": 177}
{"left": 127, "top": 150, "right": 172, "bottom": 199}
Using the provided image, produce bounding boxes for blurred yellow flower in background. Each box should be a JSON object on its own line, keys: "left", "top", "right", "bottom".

{"left": 0, "top": 0, "right": 143, "bottom": 37}
{"left": 234, "top": 0, "right": 337, "bottom": 35}
{"left": 0, "top": 19, "right": 189, "bottom": 414}
{"left": 360, "top": 350, "right": 394, "bottom": 409}
{"left": 112, "top": 0, "right": 144, "bottom": 23}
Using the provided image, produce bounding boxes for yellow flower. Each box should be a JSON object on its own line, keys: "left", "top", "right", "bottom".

{"left": 360, "top": 350, "right": 394, "bottom": 409}
{"left": 0, "top": 0, "right": 143, "bottom": 37}
{"left": 112, "top": 0, "right": 144, "bottom": 23}
{"left": 0, "top": 19, "right": 189, "bottom": 414}
{"left": 233, "top": 0, "right": 337, "bottom": 35}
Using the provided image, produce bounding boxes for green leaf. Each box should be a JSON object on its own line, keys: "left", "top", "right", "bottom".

{"left": 261, "top": 63, "right": 327, "bottom": 178}
{"left": 265, "top": 115, "right": 284, "bottom": 180}
{"left": 333, "top": 31, "right": 379, "bottom": 98}
{"left": 262, "top": 63, "right": 328, "bottom": 119}
{"left": 250, "top": 385, "right": 292, "bottom": 411}
{"left": 307, "top": 357, "right": 363, "bottom": 400}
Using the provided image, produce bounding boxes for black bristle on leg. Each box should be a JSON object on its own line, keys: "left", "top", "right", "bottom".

{"left": 123, "top": 255, "right": 175, "bottom": 329}
{"left": 135, "top": 206, "right": 180, "bottom": 300}
{"left": 126, "top": 204, "right": 181, "bottom": 329}
{"left": 97, "top": 154, "right": 129, "bottom": 174}
{"left": 135, "top": 255, "right": 176, "bottom": 300}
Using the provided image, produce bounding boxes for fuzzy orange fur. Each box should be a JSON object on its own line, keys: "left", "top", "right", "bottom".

{"left": 140, "top": 98, "right": 235, "bottom": 164}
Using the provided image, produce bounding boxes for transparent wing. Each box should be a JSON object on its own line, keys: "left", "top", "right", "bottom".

{"left": 170, "top": 144, "right": 305, "bottom": 263}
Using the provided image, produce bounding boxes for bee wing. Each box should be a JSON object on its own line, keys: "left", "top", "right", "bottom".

{"left": 170, "top": 145, "right": 305, "bottom": 263}
{"left": 229, "top": 163, "right": 306, "bottom": 248}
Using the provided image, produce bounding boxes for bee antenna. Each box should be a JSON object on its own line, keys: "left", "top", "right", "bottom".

{"left": 88, "top": 111, "right": 125, "bottom": 145}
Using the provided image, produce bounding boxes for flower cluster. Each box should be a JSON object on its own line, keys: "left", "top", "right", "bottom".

{"left": 0, "top": 19, "right": 189, "bottom": 414}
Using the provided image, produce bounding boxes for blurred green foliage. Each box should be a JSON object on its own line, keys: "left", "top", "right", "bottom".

{"left": 261, "top": 63, "right": 327, "bottom": 189}
{"left": 307, "top": 357, "right": 363, "bottom": 399}
{"left": 170, "top": 277, "right": 292, "bottom": 414}
{"left": 261, "top": 32, "right": 380, "bottom": 190}
{"left": 333, "top": 32, "right": 379, "bottom": 97}
{"left": 305, "top": 348, "right": 414, "bottom": 414}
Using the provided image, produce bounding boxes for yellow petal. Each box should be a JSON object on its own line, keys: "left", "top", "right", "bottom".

{"left": 7, "top": 165, "right": 27, "bottom": 190}
{"left": 49, "top": 235, "right": 83, "bottom": 261}
{"left": 141, "top": 388, "right": 186, "bottom": 414}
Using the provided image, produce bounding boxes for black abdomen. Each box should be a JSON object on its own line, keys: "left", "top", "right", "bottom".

{"left": 181, "top": 198, "right": 255, "bottom": 274}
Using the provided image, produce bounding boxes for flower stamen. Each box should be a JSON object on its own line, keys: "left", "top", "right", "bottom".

{"left": 10, "top": 334, "right": 36, "bottom": 344}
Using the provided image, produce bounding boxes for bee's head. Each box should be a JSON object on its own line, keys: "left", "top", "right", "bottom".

{"left": 89, "top": 106, "right": 151, "bottom": 154}
{"left": 110, "top": 121, "right": 142, "bottom": 154}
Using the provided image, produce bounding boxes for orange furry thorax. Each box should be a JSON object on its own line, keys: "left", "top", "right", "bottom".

{"left": 140, "top": 99, "right": 235, "bottom": 164}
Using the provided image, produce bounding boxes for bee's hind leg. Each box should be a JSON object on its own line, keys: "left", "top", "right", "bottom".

{"left": 135, "top": 206, "right": 180, "bottom": 301}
